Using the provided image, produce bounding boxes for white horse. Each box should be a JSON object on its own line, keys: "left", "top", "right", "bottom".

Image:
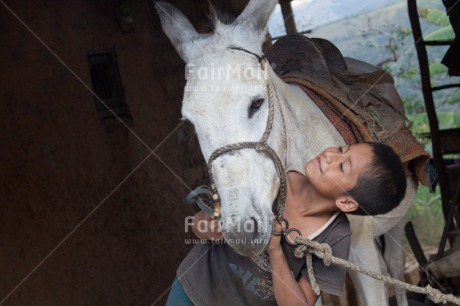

{"left": 156, "top": 1, "right": 417, "bottom": 305}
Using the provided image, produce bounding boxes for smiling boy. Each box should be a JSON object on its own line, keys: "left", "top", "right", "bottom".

{"left": 266, "top": 142, "right": 407, "bottom": 305}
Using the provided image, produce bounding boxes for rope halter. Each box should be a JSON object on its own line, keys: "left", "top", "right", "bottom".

{"left": 206, "top": 47, "right": 287, "bottom": 220}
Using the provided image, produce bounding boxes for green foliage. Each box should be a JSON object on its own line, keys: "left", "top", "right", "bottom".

{"left": 408, "top": 113, "right": 428, "bottom": 131}
{"left": 397, "top": 28, "right": 412, "bottom": 40}
{"left": 384, "top": 62, "right": 419, "bottom": 80}
{"left": 402, "top": 3, "right": 459, "bottom": 210}
{"left": 403, "top": 95, "right": 425, "bottom": 115}
{"left": 421, "top": 9, "right": 451, "bottom": 27}
{"left": 437, "top": 112, "right": 460, "bottom": 127}
{"left": 402, "top": 64, "right": 419, "bottom": 79}
{"left": 419, "top": 7, "right": 453, "bottom": 43}
{"left": 404, "top": 186, "right": 444, "bottom": 248}
{"left": 429, "top": 62, "right": 448, "bottom": 76}
{"left": 448, "top": 89, "right": 460, "bottom": 105}
{"left": 419, "top": 7, "right": 452, "bottom": 44}
{"left": 409, "top": 112, "right": 460, "bottom": 130}
{"left": 407, "top": 112, "right": 431, "bottom": 146}
{"left": 424, "top": 25, "right": 455, "bottom": 41}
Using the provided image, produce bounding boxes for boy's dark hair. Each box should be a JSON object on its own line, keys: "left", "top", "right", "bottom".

{"left": 347, "top": 142, "right": 407, "bottom": 216}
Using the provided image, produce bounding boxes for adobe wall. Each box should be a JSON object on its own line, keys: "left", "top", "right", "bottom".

{"left": 0, "top": 0, "right": 247, "bottom": 304}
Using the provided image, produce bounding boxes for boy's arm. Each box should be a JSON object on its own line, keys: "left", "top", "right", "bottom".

{"left": 268, "top": 247, "right": 319, "bottom": 305}
{"left": 267, "top": 221, "right": 319, "bottom": 306}
{"left": 298, "top": 277, "right": 320, "bottom": 306}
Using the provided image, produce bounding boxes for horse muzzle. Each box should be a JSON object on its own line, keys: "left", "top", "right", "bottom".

{"left": 220, "top": 214, "right": 272, "bottom": 256}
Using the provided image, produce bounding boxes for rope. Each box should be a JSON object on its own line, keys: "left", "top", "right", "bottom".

{"left": 306, "top": 253, "right": 320, "bottom": 296}
{"left": 294, "top": 237, "right": 460, "bottom": 305}
{"left": 207, "top": 58, "right": 288, "bottom": 218}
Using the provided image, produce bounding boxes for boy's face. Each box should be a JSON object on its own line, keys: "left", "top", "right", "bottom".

{"left": 304, "top": 143, "right": 374, "bottom": 200}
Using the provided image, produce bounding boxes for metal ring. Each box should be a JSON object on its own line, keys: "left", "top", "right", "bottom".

{"left": 272, "top": 229, "right": 283, "bottom": 236}
{"left": 280, "top": 217, "right": 289, "bottom": 229}
{"left": 284, "top": 228, "right": 302, "bottom": 246}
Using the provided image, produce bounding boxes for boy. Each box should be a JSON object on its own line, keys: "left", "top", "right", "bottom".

{"left": 167, "top": 142, "right": 406, "bottom": 306}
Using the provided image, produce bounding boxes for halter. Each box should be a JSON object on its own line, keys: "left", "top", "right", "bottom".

{"left": 206, "top": 47, "right": 287, "bottom": 221}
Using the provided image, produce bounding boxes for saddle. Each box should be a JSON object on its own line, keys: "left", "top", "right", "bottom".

{"left": 266, "top": 35, "right": 430, "bottom": 186}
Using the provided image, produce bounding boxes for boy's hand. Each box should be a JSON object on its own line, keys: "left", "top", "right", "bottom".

{"left": 267, "top": 216, "right": 283, "bottom": 254}
{"left": 191, "top": 211, "right": 223, "bottom": 241}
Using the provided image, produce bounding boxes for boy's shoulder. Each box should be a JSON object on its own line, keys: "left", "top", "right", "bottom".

{"left": 315, "top": 212, "right": 350, "bottom": 246}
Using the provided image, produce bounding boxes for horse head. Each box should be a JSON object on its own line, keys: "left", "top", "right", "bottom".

{"left": 156, "top": 0, "right": 283, "bottom": 256}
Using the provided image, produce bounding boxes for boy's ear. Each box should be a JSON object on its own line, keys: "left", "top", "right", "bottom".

{"left": 335, "top": 196, "right": 359, "bottom": 213}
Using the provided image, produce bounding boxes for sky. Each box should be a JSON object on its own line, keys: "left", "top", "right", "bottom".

{"left": 268, "top": 0, "right": 403, "bottom": 37}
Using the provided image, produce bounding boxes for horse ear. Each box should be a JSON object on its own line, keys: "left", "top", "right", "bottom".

{"left": 155, "top": 1, "right": 208, "bottom": 63}
{"left": 233, "top": 0, "right": 278, "bottom": 34}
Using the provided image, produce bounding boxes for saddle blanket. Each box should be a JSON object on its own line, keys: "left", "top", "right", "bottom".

{"left": 283, "top": 76, "right": 430, "bottom": 186}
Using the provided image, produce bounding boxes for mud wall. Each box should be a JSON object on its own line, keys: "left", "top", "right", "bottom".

{"left": 0, "top": 0, "right": 247, "bottom": 305}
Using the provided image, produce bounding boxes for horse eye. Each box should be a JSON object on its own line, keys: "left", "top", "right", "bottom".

{"left": 248, "top": 98, "right": 265, "bottom": 118}
{"left": 252, "top": 98, "right": 264, "bottom": 109}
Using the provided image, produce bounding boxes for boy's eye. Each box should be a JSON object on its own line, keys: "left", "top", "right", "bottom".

{"left": 340, "top": 163, "right": 344, "bottom": 172}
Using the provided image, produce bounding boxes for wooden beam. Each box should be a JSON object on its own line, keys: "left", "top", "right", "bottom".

{"left": 280, "top": 0, "right": 297, "bottom": 35}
